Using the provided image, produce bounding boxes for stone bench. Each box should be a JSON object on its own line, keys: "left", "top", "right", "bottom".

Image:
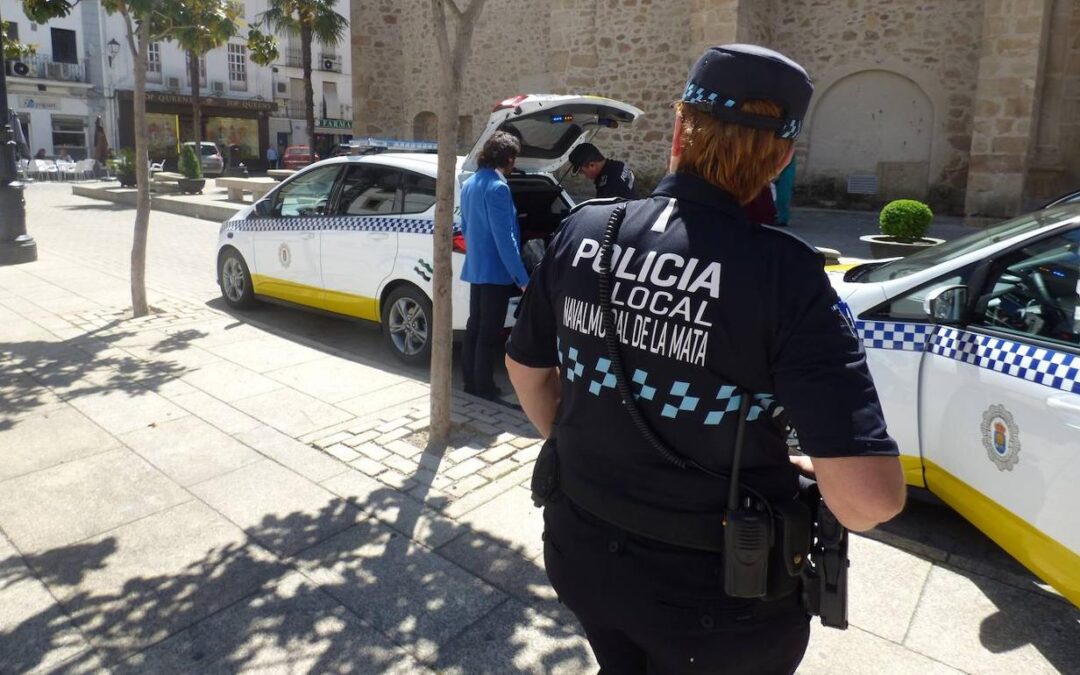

{"left": 150, "top": 171, "right": 184, "bottom": 194}
{"left": 266, "top": 169, "right": 296, "bottom": 181}
{"left": 215, "top": 176, "right": 279, "bottom": 202}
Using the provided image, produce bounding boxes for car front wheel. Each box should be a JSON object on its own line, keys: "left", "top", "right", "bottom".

{"left": 381, "top": 285, "right": 432, "bottom": 366}
{"left": 219, "top": 248, "right": 258, "bottom": 309}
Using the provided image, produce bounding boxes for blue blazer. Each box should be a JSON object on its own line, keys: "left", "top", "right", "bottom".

{"left": 460, "top": 168, "right": 530, "bottom": 287}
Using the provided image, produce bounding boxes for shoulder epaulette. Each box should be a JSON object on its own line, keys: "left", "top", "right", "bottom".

{"left": 568, "top": 196, "right": 626, "bottom": 216}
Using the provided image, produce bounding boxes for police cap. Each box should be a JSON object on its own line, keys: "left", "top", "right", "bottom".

{"left": 681, "top": 44, "right": 814, "bottom": 139}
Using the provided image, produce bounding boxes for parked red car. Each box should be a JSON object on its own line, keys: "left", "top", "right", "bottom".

{"left": 282, "top": 145, "right": 319, "bottom": 170}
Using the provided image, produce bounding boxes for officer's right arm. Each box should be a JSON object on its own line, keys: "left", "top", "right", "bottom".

{"left": 770, "top": 251, "right": 905, "bottom": 532}
{"left": 800, "top": 456, "right": 905, "bottom": 532}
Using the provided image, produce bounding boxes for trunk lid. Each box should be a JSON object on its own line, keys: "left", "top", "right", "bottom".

{"left": 462, "top": 94, "right": 644, "bottom": 174}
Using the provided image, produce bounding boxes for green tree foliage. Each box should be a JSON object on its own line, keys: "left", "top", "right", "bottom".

{"left": 257, "top": 0, "right": 347, "bottom": 149}
{"left": 880, "top": 199, "right": 934, "bottom": 242}
{"left": 178, "top": 143, "right": 202, "bottom": 179}
{"left": 1, "top": 21, "right": 36, "bottom": 60}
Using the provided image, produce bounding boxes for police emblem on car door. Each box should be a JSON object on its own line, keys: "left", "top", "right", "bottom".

{"left": 250, "top": 165, "right": 343, "bottom": 307}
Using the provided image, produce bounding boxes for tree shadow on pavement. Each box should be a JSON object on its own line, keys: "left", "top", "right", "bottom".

{"left": 0, "top": 460, "right": 592, "bottom": 673}
{"left": 0, "top": 320, "right": 204, "bottom": 431}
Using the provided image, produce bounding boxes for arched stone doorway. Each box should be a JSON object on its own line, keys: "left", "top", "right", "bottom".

{"left": 807, "top": 70, "right": 934, "bottom": 200}
{"left": 413, "top": 111, "right": 438, "bottom": 142}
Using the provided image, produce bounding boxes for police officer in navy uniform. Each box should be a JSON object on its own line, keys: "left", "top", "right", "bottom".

{"left": 569, "top": 142, "right": 639, "bottom": 200}
{"left": 506, "top": 44, "right": 905, "bottom": 674}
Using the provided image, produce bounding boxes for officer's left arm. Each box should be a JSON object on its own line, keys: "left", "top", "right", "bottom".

{"left": 506, "top": 359, "right": 560, "bottom": 439}
{"left": 506, "top": 245, "right": 563, "bottom": 438}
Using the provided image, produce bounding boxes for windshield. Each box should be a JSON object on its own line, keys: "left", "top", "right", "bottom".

{"left": 859, "top": 206, "right": 1080, "bottom": 283}
{"left": 200, "top": 145, "right": 218, "bottom": 156}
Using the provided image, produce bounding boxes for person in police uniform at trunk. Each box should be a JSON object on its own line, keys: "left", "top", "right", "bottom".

{"left": 505, "top": 45, "right": 906, "bottom": 674}
{"left": 568, "top": 142, "right": 639, "bottom": 200}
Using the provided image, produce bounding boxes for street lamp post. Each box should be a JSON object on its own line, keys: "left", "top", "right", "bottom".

{"left": 0, "top": 4, "right": 37, "bottom": 265}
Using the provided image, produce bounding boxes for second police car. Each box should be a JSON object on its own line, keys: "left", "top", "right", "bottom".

{"left": 216, "top": 94, "right": 642, "bottom": 365}
{"left": 828, "top": 201, "right": 1080, "bottom": 608}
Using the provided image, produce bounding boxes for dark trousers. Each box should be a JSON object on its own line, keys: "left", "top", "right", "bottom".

{"left": 544, "top": 497, "right": 810, "bottom": 674}
{"left": 462, "top": 282, "right": 514, "bottom": 398}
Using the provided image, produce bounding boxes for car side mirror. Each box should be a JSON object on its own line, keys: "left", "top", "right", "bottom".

{"left": 924, "top": 285, "right": 968, "bottom": 325}
{"left": 254, "top": 200, "right": 273, "bottom": 218}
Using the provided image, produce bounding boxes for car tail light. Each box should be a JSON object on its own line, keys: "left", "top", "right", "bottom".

{"left": 452, "top": 233, "right": 466, "bottom": 253}
{"left": 493, "top": 94, "right": 529, "bottom": 112}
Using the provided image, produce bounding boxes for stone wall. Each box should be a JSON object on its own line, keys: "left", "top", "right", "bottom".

{"left": 1028, "top": 0, "right": 1080, "bottom": 206}
{"left": 965, "top": 0, "right": 1052, "bottom": 216}
{"left": 352, "top": 0, "right": 1072, "bottom": 217}
{"left": 771, "top": 0, "right": 984, "bottom": 210}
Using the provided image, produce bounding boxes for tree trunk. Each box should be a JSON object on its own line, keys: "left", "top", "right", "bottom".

{"left": 189, "top": 49, "right": 202, "bottom": 144}
{"left": 130, "top": 15, "right": 151, "bottom": 317}
{"left": 429, "top": 0, "right": 487, "bottom": 446}
{"left": 300, "top": 23, "right": 315, "bottom": 152}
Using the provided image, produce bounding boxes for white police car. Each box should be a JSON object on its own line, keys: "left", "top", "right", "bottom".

{"left": 829, "top": 202, "right": 1080, "bottom": 607}
{"left": 216, "top": 94, "right": 642, "bottom": 365}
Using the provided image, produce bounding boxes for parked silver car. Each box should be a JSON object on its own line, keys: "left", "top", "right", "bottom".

{"left": 182, "top": 141, "right": 224, "bottom": 177}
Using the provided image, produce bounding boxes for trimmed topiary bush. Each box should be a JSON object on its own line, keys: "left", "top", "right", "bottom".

{"left": 879, "top": 199, "right": 933, "bottom": 242}
{"left": 178, "top": 144, "right": 203, "bottom": 179}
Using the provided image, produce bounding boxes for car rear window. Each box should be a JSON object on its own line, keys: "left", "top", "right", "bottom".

{"left": 200, "top": 146, "right": 217, "bottom": 156}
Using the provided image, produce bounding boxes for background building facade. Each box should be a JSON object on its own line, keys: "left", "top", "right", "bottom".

{"left": 2, "top": 0, "right": 351, "bottom": 169}
{"left": 351, "top": 0, "right": 1080, "bottom": 217}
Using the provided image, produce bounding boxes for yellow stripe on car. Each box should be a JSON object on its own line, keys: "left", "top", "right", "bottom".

{"left": 924, "top": 459, "right": 1080, "bottom": 608}
{"left": 251, "top": 275, "right": 380, "bottom": 321}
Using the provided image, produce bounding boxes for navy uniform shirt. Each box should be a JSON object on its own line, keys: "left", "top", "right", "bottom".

{"left": 507, "top": 172, "right": 897, "bottom": 520}
{"left": 595, "top": 159, "right": 638, "bottom": 200}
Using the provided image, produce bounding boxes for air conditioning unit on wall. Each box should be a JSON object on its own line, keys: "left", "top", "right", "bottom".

{"left": 166, "top": 76, "right": 181, "bottom": 89}
{"left": 211, "top": 80, "right": 225, "bottom": 94}
{"left": 276, "top": 81, "right": 287, "bottom": 94}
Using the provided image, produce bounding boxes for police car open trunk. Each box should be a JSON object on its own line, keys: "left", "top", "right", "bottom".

{"left": 463, "top": 94, "right": 644, "bottom": 175}
{"left": 462, "top": 94, "right": 644, "bottom": 247}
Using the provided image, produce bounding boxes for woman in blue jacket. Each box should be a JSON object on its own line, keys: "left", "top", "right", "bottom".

{"left": 459, "top": 131, "right": 530, "bottom": 399}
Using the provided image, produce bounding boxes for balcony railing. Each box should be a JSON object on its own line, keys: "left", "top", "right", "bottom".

{"left": 281, "top": 48, "right": 303, "bottom": 69}
{"left": 278, "top": 101, "right": 307, "bottom": 119}
{"left": 5, "top": 54, "right": 87, "bottom": 83}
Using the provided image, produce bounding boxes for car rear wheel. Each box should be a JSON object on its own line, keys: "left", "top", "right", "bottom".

{"left": 381, "top": 285, "right": 432, "bottom": 366}
{"left": 219, "top": 248, "right": 258, "bottom": 309}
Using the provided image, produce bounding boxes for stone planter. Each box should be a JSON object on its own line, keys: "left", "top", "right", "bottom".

{"left": 118, "top": 173, "right": 137, "bottom": 188}
{"left": 177, "top": 178, "right": 206, "bottom": 194}
{"left": 860, "top": 234, "right": 945, "bottom": 259}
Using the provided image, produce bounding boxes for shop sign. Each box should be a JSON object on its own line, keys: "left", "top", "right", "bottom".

{"left": 136, "top": 91, "right": 277, "bottom": 112}
{"left": 18, "top": 96, "right": 61, "bottom": 110}
{"left": 317, "top": 118, "right": 352, "bottom": 130}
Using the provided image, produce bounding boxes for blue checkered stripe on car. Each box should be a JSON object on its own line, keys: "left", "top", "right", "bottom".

{"left": 223, "top": 217, "right": 438, "bottom": 235}
{"left": 856, "top": 321, "right": 934, "bottom": 352}
{"left": 928, "top": 327, "right": 1080, "bottom": 394}
{"left": 559, "top": 344, "right": 781, "bottom": 424}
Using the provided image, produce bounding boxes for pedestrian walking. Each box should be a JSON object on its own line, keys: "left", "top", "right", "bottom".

{"left": 506, "top": 44, "right": 905, "bottom": 674}
{"left": 266, "top": 145, "right": 279, "bottom": 170}
{"left": 460, "top": 131, "right": 530, "bottom": 400}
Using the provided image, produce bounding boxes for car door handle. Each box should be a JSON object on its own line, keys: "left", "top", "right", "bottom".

{"left": 302, "top": 232, "right": 315, "bottom": 240}
{"left": 1046, "top": 394, "right": 1080, "bottom": 415}
{"left": 369, "top": 232, "right": 389, "bottom": 240}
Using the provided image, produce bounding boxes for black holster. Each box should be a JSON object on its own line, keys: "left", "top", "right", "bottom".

{"left": 530, "top": 437, "right": 560, "bottom": 507}
{"left": 798, "top": 479, "right": 849, "bottom": 629}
